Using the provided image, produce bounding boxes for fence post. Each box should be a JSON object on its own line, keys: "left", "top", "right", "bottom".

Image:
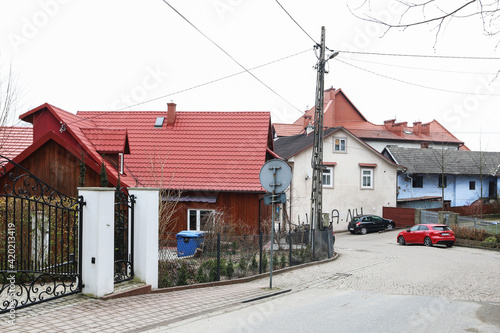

{"left": 79, "top": 188, "right": 115, "bottom": 298}
{"left": 129, "top": 188, "right": 159, "bottom": 289}
{"left": 216, "top": 233, "right": 220, "bottom": 281}
{"left": 288, "top": 229, "right": 292, "bottom": 267}
{"left": 259, "top": 232, "right": 263, "bottom": 274}
{"left": 415, "top": 209, "right": 421, "bottom": 225}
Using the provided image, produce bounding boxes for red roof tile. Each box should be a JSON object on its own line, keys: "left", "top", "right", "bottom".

{"left": 81, "top": 128, "right": 130, "bottom": 154}
{"left": 73, "top": 110, "right": 272, "bottom": 192}
{"left": 0, "top": 127, "right": 33, "bottom": 160}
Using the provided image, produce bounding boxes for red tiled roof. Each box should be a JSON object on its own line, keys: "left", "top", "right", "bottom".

{"left": 74, "top": 110, "right": 272, "bottom": 192}
{"left": 280, "top": 88, "right": 464, "bottom": 146}
{"left": 81, "top": 128, "right": 130, "bottom": 154}
{"left": 273, "top": 123, "right": 304, "bottom": 137}
{"left": 0, "top": 126, "right": 33, "bottom": 160}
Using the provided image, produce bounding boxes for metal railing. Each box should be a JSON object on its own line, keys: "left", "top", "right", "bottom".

{"left": 158, "top": 229, "right": 314, "bottom": 288}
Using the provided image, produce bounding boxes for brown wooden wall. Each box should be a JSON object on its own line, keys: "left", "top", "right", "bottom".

{"left": 383, "top": 207, "right": 415, "bottom": 228}
{"left": 161, "top": 191, "right": 271, "bottom": 236}
{"left": 0, "top": 140, "right": 101, "bottom": 197}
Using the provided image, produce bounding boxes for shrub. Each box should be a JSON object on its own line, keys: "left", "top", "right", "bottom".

{"left": 273, "top": 253, "right": 279, "bottom": 270}
{"left": 280, "top": 252, "right": 287, "bottom": 268}
{"left": 262, "top": 252, "right": 268, "bottom": 272}
{"left": 176, "top": 263, "right": 188, "bottom": 286}
{"left": 250, "top": 254, "right": 258, "bottom": 272}
{"left": 238, "top": 256, "right": 248, "bottom": 274}
{"left": 226, "top": 260, "right": 234, "bottom": 279}
{"left": 196, "top": 265, "right": 207, "bottom": 283}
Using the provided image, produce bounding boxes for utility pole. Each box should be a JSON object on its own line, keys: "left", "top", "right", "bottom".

{"left": 309, "top": 26, "right": 338, "bottom": 255}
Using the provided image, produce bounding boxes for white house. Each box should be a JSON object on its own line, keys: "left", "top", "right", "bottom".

{"left": 274, "top": 127, "right": 402, "bottom": 232}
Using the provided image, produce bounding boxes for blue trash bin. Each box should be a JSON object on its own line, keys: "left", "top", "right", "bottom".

{"left": 176, "top": 231, "right": 204, "bottom": 257}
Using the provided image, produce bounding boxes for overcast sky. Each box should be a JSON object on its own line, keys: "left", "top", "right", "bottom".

{"left": 1, "top": 0, "right": 499, "bottom": 151}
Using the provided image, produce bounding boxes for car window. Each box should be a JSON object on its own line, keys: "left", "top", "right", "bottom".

{"left": 365, "top": 216, "right": 372, "bottom": 221}
{"left": 418, "top": 225, "right": 429, "bottom": 231}
{"left": 352, "top": 217, "right": 361, "bottom": 222}
{"left": 409, "top": 225, "right": 419, "bottom": 232}
{"left": 433, "top": 226, "right": 451, "bottom": 231}
{"left": 372, "top": 216, "right": 381, "bottom": 221}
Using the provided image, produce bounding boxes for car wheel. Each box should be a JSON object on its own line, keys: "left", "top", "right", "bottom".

{"left": 360, "top": 227, "right": 368, "bottom": 235}
{"left": 386, "top": 223, "right": 394, "bottom": 231}
{"left": 446, "top": 243, "right": 453, "bottom": 248}
{"left": 398, "top": 236, "right": 406, "bottom": 245}
{"left": 424, "top": 237, "right": 433, "bottom": 247}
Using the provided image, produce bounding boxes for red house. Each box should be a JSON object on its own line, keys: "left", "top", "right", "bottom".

{"left": 1, "top": 103, "right": 275, "bottom": 235}
{"left": 274, "top": 87, "right": 466, "bottom": 152}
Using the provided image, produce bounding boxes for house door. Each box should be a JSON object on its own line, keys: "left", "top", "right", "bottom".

{"left": 489, "top": 181, "right": 498, "bottom": 199}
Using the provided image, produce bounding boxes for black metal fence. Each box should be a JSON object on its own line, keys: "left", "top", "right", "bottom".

{"left": 158, "top": 229, "right": 315, "bottom": 288}
{"left": 0, "top": 155, "right": 81, "bottom": 314}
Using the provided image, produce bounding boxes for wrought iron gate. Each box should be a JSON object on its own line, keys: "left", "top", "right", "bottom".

{"left": 0, "top": 155, "right": 82, "bottom": 314}
{"left": 114, "top": 188, "right": 135, "bottom": 283}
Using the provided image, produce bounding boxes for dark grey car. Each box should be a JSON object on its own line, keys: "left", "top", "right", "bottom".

{"left": 348, "top": 215, "right": 395, "bottom": 234}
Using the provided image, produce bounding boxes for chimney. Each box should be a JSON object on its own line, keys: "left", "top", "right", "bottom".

{"left": 167, "top": 102, "right": 176, "bottom": 125}
{"left": 384, "top": 119, "right": 395, "bottom": 131}
{"left": 303, "top": 115, "right": 312, "bottom": 128}
{"left": 413, "top": 122, "right": 422, "bottom": 135}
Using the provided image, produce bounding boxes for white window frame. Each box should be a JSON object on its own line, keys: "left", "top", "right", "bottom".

{"left": 187, "top": 209, "right": 215, "bottom": 231}
{"left": 361, "top": 168, "right": 374, "bottom": 189}
{"left": 322, "top": 167, "right": 334, "bottom": 188}
{"left": 333, "top": 138, "right": 347, "bottom": 152}
{"left": 119, "top": 153, "right": 124, "bottom": 174}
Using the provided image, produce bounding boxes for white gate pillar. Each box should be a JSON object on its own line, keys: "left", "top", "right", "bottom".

{"left": 129, "top": 188, "right": 159, "bottom": 289}
{"left": 79, "top": 188, "right": 115, "bottom": 297}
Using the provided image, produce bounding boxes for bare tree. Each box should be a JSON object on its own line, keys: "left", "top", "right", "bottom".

{"left": 350, "top": 1, "right": 500, "bottom": 46}
{"left": 429, "top": 143, "right": 458, "bottom": 210}
{"left": 0, "top": 61, "right": 22, "bottom": 150}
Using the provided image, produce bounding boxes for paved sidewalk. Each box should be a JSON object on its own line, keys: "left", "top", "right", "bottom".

{"left": 0, "top": 280, "right": 284, "bottom": 332}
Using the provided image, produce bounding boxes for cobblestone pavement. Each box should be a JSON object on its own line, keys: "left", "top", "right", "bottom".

{"left": 1, "top": 231, "right": 498, "bottom": 332}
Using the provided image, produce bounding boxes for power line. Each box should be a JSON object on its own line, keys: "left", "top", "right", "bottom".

{"left": 64, "top": 49, "right": 311, "bottom": 126}
{"left": 335, "top": 58, "right": 500, "bottom": 96}
{"left": 339, "top": 50, "right": 500, "bottom": 60}
{"left": 159, "top": 0, "right": 304, "bottom": 114}
{"left": 274, "top": 0, "right": 318, "bottom": 45}
{"left": 337, "top": 56, "right": 499, "bottom": 75}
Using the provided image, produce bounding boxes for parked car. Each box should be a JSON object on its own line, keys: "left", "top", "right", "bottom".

{"left": 397, "top": 224, "right": 455, "bottom": 247}
{"left": 348, "top": 215, "right": 396, "bottom": 234}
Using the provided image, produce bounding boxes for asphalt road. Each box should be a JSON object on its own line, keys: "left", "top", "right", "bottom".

{"left": 151, "top": 230, "right": 500, "bottom": 333}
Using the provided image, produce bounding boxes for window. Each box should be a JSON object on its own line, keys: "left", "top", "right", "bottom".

{"left": 438, "top": 175, "right": 447, "bottom": 188}
{"left": 361, "top": 169, "right": 373, "bottom": 189}
{"left": 412, "top": 175, "right": 423, "bottom": 188}
{"left": 188, "top": 209, "right": 215, "bottom": 231}
{"left": 418, "top": 225, "right": 429, "bottom": 231}
{"left": 119, "top": 153, "right": 124, "bottom": 174}
{"left": 469, "top": 181, "right": 476, "bottom": 190}
{"left": 322, "top": 167, "right": 333, "bottom": 187}
{"left": 333, "top": 138, "right": 346, "bottom": 152}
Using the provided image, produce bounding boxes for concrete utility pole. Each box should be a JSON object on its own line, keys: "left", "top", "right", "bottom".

{"left": 309, "top": 26, "right": 338, "bottom": 251}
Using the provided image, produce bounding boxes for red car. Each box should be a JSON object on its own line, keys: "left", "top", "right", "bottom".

{"left": 397, "top": 224, "right": 455, "bottom": 247}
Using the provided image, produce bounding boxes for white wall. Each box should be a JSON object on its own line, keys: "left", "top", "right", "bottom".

{"left": 287, "top": 129, "right": 398, "bottom": 232}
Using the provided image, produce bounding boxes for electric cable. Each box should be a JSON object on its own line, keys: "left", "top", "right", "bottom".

{"left": 159, "top": 0, "right": 304, "bottom": 114}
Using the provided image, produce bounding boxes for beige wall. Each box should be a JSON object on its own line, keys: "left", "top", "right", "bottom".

{"left": 286, "top": 129, "right": 398, "bottom": 232}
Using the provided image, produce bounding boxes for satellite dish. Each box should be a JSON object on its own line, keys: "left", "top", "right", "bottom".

{"left": 259, "top": 159, "right": 292, "bottom": 193}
